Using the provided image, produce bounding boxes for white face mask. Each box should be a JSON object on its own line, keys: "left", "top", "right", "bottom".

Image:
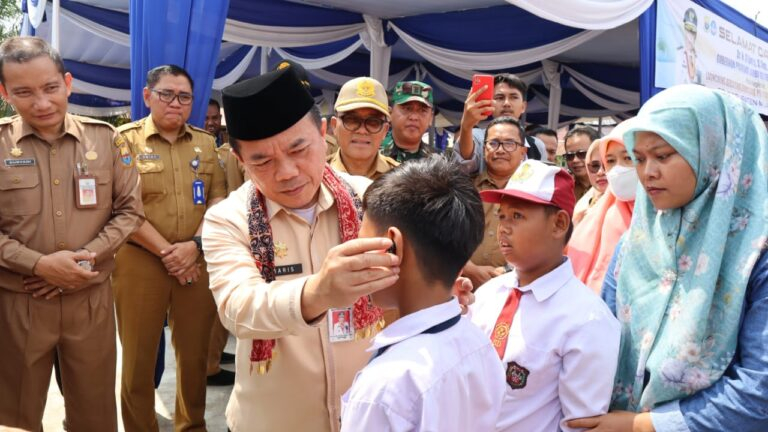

{"left": 606, "top": 165, "right": 639, "bottom": 202}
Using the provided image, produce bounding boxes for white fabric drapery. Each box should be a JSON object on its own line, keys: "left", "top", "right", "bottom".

{"left": 27, "top": 0, "right": 47, "bottom": 28}
{"left": 563, "top": 65, "right": 640, "bottom": 105}
{"left": 541, "top": 60, "right": 562, "bottom": 129}
{"left": 274, "top": 38, "right": 363, "bottom": 70}
{"left": 71, "top": 79, "right": 130, "bottom": 101}
{"left": 68, "top": 103, "right": 130, "bottom": 117}
{"left": 390, "top": 22, "right": 604, "bottom": 70}
{"left": 507, "top": 0, "right": 653, "bottom": 30}
{"left": 60, "top": 5, "right": 130, "bottom": 46}
{"left": 223, "top": 19, "right": 365, "bottom": 47}
{"left": 360, "top": 15, "right": 392, "bottom": 88}
{"left": 311, "top": 65, "right": 415, "bottom": 89}
{"left": 212, "top": 47, "right": 257, "bottom": 90}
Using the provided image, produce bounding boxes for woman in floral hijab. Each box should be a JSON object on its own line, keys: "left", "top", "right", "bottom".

{"left": 568, "top": 85, "right": 768, "bottom": 431}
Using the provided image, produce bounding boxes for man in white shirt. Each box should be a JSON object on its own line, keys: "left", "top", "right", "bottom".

{"left": 471, "top": 160, "right": 621, "bottom": 432}
{"left": 341, "top": 156, "right": 505, "bottom": 432}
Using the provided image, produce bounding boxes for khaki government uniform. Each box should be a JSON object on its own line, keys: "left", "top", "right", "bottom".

{"left": 471, "top": 170, "right": 507, "bottom": 268}
{"left": 0, "top": 114, "right": 144, "bottom": 431}
{"left": 207, "top": 141, "right": 246, "bottom": 376}
{"left": 113, "top": 116, "right": 226, "bottom": 432}
{"left": 327, "top": 149, "right": 399, "bottom": 181}
{"left": 202, "top": 175, "right": 373, "bottom": 432}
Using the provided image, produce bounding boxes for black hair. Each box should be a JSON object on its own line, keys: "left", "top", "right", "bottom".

{"left": 564, "top": 126, "right": 600, "bottom": 151}
{"left": 208, "top": 98, "right": 220, "bottom": 110}
{"left": 363, "top": 155, "right": 484, "bottom": 288}
{"left": 543, "top": 205, "right": 574, "bottom": 244}
{"left": 483, "top": 116, "right": 524, "bottom": 144}
{"left": 493, "top": 73, "right": 527, "bottom": 98}
{"left": 230, "top": 104, "right": 321, "bottom": 154}
{"left": 529, "top": 127, "right": 557, "bottom": 139}
{"left": 0, "top": 36, "right": 66, "bottom": 84}
{"left": 146, "top": 64, "right": 194, "bottom": 90}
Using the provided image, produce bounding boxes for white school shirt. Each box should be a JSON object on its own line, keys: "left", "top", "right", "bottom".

{"left": 340, "top": 297, "right": 505, "bottom": 432}
{"left": 470, "top": 258, "right": 621, "bottom": 432}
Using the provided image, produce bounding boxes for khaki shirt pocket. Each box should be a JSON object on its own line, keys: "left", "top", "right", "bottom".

{"left": 136, "top": 160, "right": 166, "bottom": 197}
{"left": 0, "top": 171, "right": 42, "bottom": 215}
{"left": 90, "top": 169, "right": 113, "bottom": 209}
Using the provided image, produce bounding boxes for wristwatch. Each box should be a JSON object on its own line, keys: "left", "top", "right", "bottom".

{"left": 192, "top": 236, "right": 203, "bottom": 253}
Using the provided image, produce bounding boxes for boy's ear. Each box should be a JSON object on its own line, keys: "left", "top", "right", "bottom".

{"left": 386, "top": 227, "right": 403, "bottom": 258}
{"left": 551, "top": 209, "right": 570, "bottom": 241}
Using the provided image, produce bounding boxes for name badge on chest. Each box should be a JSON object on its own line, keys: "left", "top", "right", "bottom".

{"left": 275, "top": 263, "right": 302, "bottom": 276}
{"left": 328, "top": 307, "right": 354, "bottom": 343}
{"left": 75, "top": 163, "right": 97, "bottom": 208}
{"left": 4, "top": 158, "right": 36, "bottom": 167}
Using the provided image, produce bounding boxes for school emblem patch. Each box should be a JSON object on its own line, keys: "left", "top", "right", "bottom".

{"left": 505, "top": 361, "right": 529, "bottom": 389}
{"left": 510, "top": 163, "right": 534, "bottom": 182}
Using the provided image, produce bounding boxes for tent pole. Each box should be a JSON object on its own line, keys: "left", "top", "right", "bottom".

{"left": 52, "top": 0, "right": 61, "bottom": 50}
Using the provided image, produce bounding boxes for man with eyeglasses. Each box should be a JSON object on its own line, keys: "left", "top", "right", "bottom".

{"left": 562, "top": 125, "right": 600, "bottom": 202}
{"left": 462, "top": 117, "right": 529, "bottom": 289}
{"left": 454, "top": 73, "right": 546, "bottom": 175}
{"left": 382, "top": 80, "right": 435, "bottom": 163}
{"left": 328, "top": 77, "right": 399, "bottom": 180}
{"left": 114, "top": 64, "right": 227, "bottom": 431}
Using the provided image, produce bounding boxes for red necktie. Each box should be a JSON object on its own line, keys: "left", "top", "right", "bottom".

{"left": 490, "top": 288, "right": 522, "bottom": 360}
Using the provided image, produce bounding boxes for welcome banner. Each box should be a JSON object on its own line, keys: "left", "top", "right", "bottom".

{"left": 654, "top": 0, "right": 768, "bottom": 115}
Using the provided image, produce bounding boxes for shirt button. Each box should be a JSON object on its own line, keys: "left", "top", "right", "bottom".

{"left": 11, "top": 177, "right": 20, "bottom": 184}
{"left": 56, "top": 210, "right": 63, "bottom": 217}
{"left": 57, "top": 242, "right": 65, "bottom": 249}
{"left": 51, "top": 149, "right": 57, "bottom": 155}
{"left": 53, "top": 179, "right": 60, "bottom": 185}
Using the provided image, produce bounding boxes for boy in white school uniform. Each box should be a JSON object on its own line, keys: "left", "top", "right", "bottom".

{"left": 340, "top": 156, "right": 506, "bottom": 432}
{"left": 472, "top": 160, "right": 621, "bottom": 432}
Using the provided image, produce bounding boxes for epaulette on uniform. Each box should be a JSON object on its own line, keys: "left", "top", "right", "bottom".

{"left": 73, "top": 114, "right": 116, "bottom": 130}
{"left": 117, "top": 118, "right": 145, "bottom": 133}
{"left": 189, "top": 124, "right": 213, "bottom": 136}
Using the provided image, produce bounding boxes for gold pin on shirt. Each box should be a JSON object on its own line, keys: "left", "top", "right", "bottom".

{"left": 194, "top": 146, "right": 202, "bottom": 153}
{"left": 10, "top": 146, "right": 22, "bottom": 157}
{"left": 85, "top": 150, "right": 98, "bottom": 161}
{"left": 144, "top": 146, "right": 153, "bottom": 153}
{"left": 274, "top": 241, "right": 288, "bottom": 258}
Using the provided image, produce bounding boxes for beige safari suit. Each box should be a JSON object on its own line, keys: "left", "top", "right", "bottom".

{"left": 202, "top": 174, "right": 373, "bottom": 432}
{"left": 207, "top": 141, "right": 246, "bottom": 376}
{"left": 0, "top": 114, "right": 144, "bottom": 432}
{"left": 113, "top": 116, "right": 226, "bottom": 432}
{"left": 471, "top": 170, "right": 507, "bottom": 268}
{"left": 327, "top": 149, "right": 399, "bottom": 181}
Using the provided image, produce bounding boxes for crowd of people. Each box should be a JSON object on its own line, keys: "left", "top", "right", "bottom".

{"left": 0, "top": 35, "right": 766, "bottom": 432}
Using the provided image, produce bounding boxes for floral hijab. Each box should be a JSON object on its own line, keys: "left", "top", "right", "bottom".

{"left": 611, "top": 85, "right": 768, "bottom": 411}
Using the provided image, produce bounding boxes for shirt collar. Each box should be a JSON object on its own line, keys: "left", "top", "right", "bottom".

{"left": 368, "top": 297, "right": 461, "bottom": 352}
{"left": 19, "top": 113, "right": 81, "bottom": 143}
{"left": 474, "top": 169, "right": 506, "bottom": 190}
{"left": 508, "top": 257, "right": 574, "bottom": 302}
{"left": 330, "top": 150, "right": 390, "bottom": 179}
{"left": 142, "top": 115, "right": 192, "bottom": 142}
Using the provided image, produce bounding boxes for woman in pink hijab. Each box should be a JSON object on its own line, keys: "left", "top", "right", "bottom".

{"left": 567, "top": 119, "right": 638, "bottom": 294}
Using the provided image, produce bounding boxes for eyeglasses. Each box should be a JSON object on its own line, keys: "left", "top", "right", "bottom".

{"left": 339, "top": 115, "right": 387, "bottom": 134}
{"left": 564, "top": 150, "right": 588, "bottom": 162}
{"left": 152, "top": 89, "right": 193, "bottom": 105}
{"left": 587, "top": 161, "right": 603, "bottom": 174}
{"left": 485, "top": 139, "right": 522, "bottom": 152}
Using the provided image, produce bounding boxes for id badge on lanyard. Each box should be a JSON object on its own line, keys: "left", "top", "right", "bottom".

{"left": 75, "top": 162, "right": 97, "bottom": 208}
{"left": 190, "top": 155, "right": 206, "bottom": 205}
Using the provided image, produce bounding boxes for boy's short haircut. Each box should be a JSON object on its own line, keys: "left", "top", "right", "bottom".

{"left": 493, "top": 73, "right": 527, "bottom": 97}
{"left": 0, "top": 36, "right": 66, "bottom": 84}
{"left": 564, "top": 126, "right": 600, "bottom": 150}
{"left": 483, "top": 116, "right": 525, "bottom": 145}
{"left": 363, "top": 155, "right": 484, "bottom": 288}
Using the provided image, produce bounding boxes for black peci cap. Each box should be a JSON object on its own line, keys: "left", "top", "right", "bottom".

{"left": 222, "top": 67, "right": 315, "bottom": 141}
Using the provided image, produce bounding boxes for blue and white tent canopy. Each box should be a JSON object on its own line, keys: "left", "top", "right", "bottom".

{"left": 21, "top": 0, "right": 765, "bottom": 127}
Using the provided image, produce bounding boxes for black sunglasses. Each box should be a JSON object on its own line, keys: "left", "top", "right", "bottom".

{"left": 587, "top": 161, "right": 603, "bottom": 174}
{"left": 564, "top": 150, "right": 588, "bottom": 162}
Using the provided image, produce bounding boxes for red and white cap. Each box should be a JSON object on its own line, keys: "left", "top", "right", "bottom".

{"left": 480, "top": 160, "right": 576, "bottom": 217}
